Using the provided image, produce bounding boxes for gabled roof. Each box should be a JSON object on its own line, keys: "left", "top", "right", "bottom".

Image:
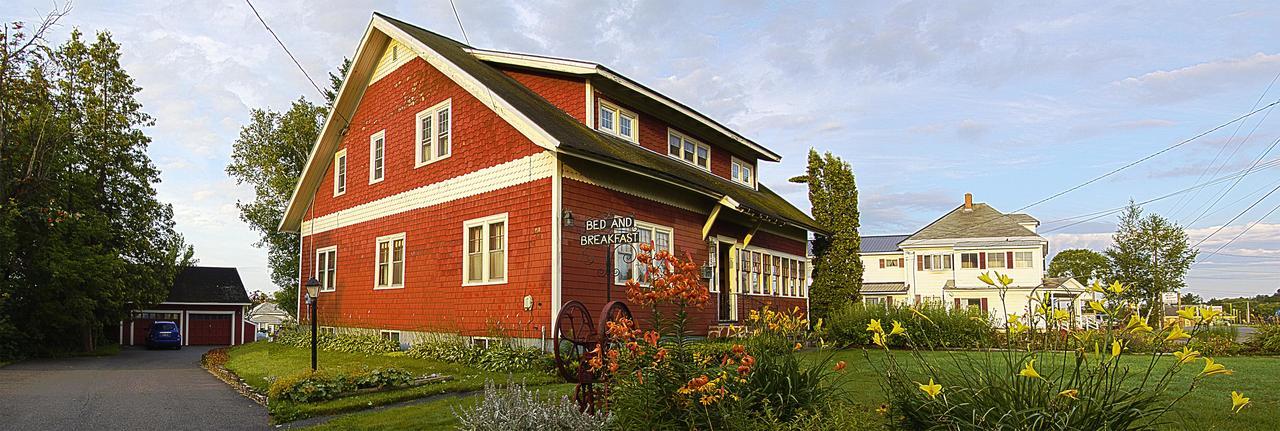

{"left": 862, "top": 282, "right": 908, "bottom": 294}
{"left": 279, "top": 13, "right": 818, "bottom": 233}
{"left": 1007, "top": 213, "right": 1038, "bottom": 225}
{"left": 905, "top": 203, "right": 1042, "bottom": 242}
{"left": 166, "top": 267, "right": 251, "bottom": 304}
{"left": 861, "top": 234, "right": 910, "bottom": 253}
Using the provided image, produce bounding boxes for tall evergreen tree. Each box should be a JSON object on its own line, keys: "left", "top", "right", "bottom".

{"left": 226, "top": 60, "right": 347, "bottom": 317}
{"left": 795, "top": 149, "right": 863, "bottom": 319}
{"left": 1, "top": 22, "right": 192, "bottom": 356}
{"left": 1105, "top": 202, "right": 1196, "bottom": 321}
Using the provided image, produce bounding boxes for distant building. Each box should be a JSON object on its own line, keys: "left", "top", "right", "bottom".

{"left": 119, "top": 267, "right": 257, "bottom": 346}
{"left": 246, "top": 302, "right": 292, "bottom": 335}
{"left": 860, "top": 193, "right": 1087, "bottom": 325}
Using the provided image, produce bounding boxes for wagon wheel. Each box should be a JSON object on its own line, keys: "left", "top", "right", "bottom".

{"left": 598, "top": 300, "right": 635, "bottom": 348}
{"left": 553, "top": 300, "right": 597, "bottom": 383}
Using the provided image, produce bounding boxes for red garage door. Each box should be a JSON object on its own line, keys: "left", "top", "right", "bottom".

{"left": 188, "top": 313, "right": 233, "bottom": 345}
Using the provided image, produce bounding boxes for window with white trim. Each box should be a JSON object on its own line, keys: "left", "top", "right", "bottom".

{"left": 736, "top": 249, "right": 806, "bottom": 297}
{"left": 375, "top": 233, "right": 405, "bottom": 289}
{"left": 731, "top": 157, "right": 754, "bottom": 188}
{"left": 464, "top": 214, "right": 507, "bottom": 285}
{"left": 1014, "top": 251, "right": 1034, "bottom": 269}
{"left": 415, "top": 99, "right": 452, "bottom": 167}
{"left": 597, "top": 100, "right": 638, "bottom": 143}
{"left": 615, "top": 221, "right": 673, "bottom": 285}
{"left": 921, "top": 254, "right": 952, "bottom": 271}
{"left": 334, "top": 149, "right": 347, "bottom": 196}
{"left": 380, "top": 330, "right": 401, "bottom": 344}
{"left": 960, "top": 253, "right": 980, "bottom": 269}
{"left": 319, "top": 326, "right": 336, "bottom": 335}
{"left": 667, "top": 129, "right": 710, "bottom": 171}
{"left": 369, "top": 130, "right": 385, "bottom": 184}
{"left": 316, "top": 246, "right": 337, "bottom": 292}
{"left": 987, "top": 252, "right": 1006, "bottom": 269}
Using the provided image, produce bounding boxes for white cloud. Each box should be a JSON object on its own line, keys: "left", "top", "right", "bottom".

{"left": 1113, "top": 52, "right": 1280, "bottom": 103}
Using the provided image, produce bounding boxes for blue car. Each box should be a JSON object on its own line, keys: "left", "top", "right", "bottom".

{"left": 146, "top": 321, "right": 182, "bottom": 350}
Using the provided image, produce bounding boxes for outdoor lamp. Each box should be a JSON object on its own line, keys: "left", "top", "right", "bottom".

{"left": 304, "top": 276, "right": 321, "bottom": 371}
{"left": 305, "top": 277, "right": 321, "bottom": 300}
{"left": 562, "top": 210, "right": 574, "bottom": 227}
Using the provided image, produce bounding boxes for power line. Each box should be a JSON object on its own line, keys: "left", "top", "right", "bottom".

{"left": 245, "top": 0, "right": 325, "bottom": 98}
{"left": 1184, "top": 122, "right": 1280, "bottom": 227}
{"left": 1197, "top": 197, "right": 1280, "bottom": 262}
{"left": 1190, "top": 182, "right": 1280, "bottom": 249}
{"left": 448, "top": 0, "right": 471, "bottom": 45}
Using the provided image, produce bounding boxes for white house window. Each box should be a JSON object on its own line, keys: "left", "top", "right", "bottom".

{"left": 319, "top": 326, "right": 336, "bottom": 335}
{"left": 464, "top": 214, "right": 508, "bottom": 285}
{"left": 415, "top": 99, "right": 452, "bottom": 167}
{"left": 921, "top": 254, "right": 952, "bottom": 271}
{"left": 334, "top": 149, "right": 347, "bottom": 196}
{"left": 881, "top": 258, "right": 902, "bottom": 268}
{"left": 369, "top": 130, "right": 386, "bottom": 184}
{"left": 597, "top": 100, "right": 638, "bottom": 143}
{"left": 615, "top": 221, "right": 673, "bottom": 285}
{"left": 316, "top": 246, "right": 337, "bottom": 292}
{"left": 731, "top": 157, "right": 754, "bottom": 188}
{"left": 960, "top": 253, "right": 980, "bottom": 269}
{"left": 667, "top": 129, "right": 711, "bottom": 171}
{"left": 736, "top": 249, "right": 805, "bottom": 297}
{"left": 1014, "top": 251, "right": 1034, "bottom": 269}
{"left": 987, "top": 252, "right": 1006, "bottom": 269}
{"left": 380, "top": 330, "right": 401, "bottom": 344}
{"left": 375, "top": 233, "right": 405, "bottom": 289}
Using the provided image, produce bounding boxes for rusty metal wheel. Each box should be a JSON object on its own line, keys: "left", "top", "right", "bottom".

{"left": 553, "top": 300, "right": 596, "bottom": 383}
{"left": 597, "top": 300, "right": 635, "bottom": 347}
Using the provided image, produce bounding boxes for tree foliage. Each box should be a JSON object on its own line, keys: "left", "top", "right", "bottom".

{"left": 800, "top": 149, "right": 863, "bottom": 319}
{"left": 1104, "top": 202, "right": 1196, "bottom": 319}
{"left": 225, "top": 60, "right": 347, "bottom": 317}
{"left": 1047, "top": 248, "right": 1109, "bottom": 285}
{"left": 1, "top": 18, "right": 193, "bottom": 357}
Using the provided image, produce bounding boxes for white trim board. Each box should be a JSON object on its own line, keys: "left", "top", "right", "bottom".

{"left": 301, "top": 152, "right": 554, "bottom": 235}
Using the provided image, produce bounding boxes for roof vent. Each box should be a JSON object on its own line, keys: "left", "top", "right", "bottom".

{"left": 964, "top": 193, "right": 973, "bottom": 210}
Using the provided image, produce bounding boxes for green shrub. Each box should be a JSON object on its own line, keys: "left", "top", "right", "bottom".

{"left": 828, "top": 302, "right": 993, "bottom": 349}
{"left": 1245, "top": 324, "right": 1280, "bottom": 354}
{"left": 268, "top": 367, "right": 414, "bottom": 403}
{"left": 271, "top": 326, "right": 399, "bottom": 354}
{"left": 406, "top": 334, "right": 479, "bottom": 364}
{"left": 407, "top": 334, "right": 551, "bottom": 372}
{"left": 454, "top": 379, "right": 611, "bottom": 431}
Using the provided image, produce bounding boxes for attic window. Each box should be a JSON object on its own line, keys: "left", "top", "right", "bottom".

{"left": 731, "top": 157, "right": 754, "bottom": 188}
{"left": 667, "top": 129, "right": 710, "bottom": 171}
{"left": 391, "top": 45, "right": 399, "bottom": 61}
{"left": 597, "top": 100, "right": 638, "bottom": 143}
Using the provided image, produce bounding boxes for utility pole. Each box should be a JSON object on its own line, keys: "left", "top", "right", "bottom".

{"left": 1246, "top": 301, "right": 1252, "bottom": 324}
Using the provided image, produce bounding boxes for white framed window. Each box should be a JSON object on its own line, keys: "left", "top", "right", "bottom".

{"left": 987, "top": 252, "right": 1007, "bottom": 269}
{"left": 319, "top": 326, "right": 336, "bottom": 335}
{"left": 731, "top": 157, "right": 754, "bottom": 188}
{"left": 316, "top": 246, "right": 337, "bottom": 292}
{"left": 464, "top": 213, "right": 508, "bottom": 285}
{"left": 415, "top": 99, "right": 452, "bottom": 167}
{"left": 735, "top": 248, "right": 806, "bottom": 297}
{"left": 921, "top": 254, "right": 952, "bottom": 271}
{"left": 881, "top": 258, "right": 902, "bottom": 268}
{"left": 333, "top": 149, "right": 347, "bottom": 196}
{"left": 960, "top": 253, "right": 980, "bottom": 269}
{"left": 1014, "top": 251, "right": 1034, "bottom": 269}
{"left": 369, "top": 130, "right": 386, "bottom": 184}
{"left": 380, "top": 330, "right": 401, "bottom": 344}
{"left": 374, "top": 233, "right": 405, "bottom": 289}
{"left": 615, "top": 221, "right": 674, "bottom": 285}
{"left": 667, "top": 129, "right": 711, "bottom": 171}
{"left": 597, "top": 100, "right": 638, "bottom": 143}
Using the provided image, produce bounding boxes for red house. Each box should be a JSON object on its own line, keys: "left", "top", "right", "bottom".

{"left": 279, "top": 13, "right": 823, "bottom": 347}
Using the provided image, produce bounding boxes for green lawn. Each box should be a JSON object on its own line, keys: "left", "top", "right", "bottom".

{"left": 803, "top": 349, "right": 1279, "bottom": 430}
{"left": 223, "top": 342, "right": 559, "bottom": 424}
{"left": 304, "top": 383, "right": 577, "bottom": 431}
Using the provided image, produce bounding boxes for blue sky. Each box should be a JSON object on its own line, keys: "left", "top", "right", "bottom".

{"left": 7, "top": 1, "right": 1280, "bottom": 299}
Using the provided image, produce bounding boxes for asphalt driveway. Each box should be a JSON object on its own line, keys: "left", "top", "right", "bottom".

{"left": 0, "top": 346, "right": 267, "bottom": 431}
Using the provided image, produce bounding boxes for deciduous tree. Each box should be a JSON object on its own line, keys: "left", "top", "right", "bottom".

{"left": 1104, "top": 202, "right": 1196, "bottom": 321}
{"left": 1048, "top": 248, "right": 1109, "bottom": 285}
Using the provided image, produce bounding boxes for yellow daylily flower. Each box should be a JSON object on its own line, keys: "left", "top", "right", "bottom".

{"left": 1174, "top": 346, "right": 1201, "bottom": 365}
{"left": 1176, "top": 307, "right": 1199, "bottom": 322}
{"left": 890, "top": 320, "right": 907, "bottom": 337}
{"left": 917, "top": 378, "right": 942, "bottom": 399}
{"left": 1009, "top": 320, "right": 1030, "bottom": 336}
{"left": 978, "top": 272, "right": 996, "bottom": 286}
{"left": 1200, "top": 357, "right": 1233, "bottom": 378}
{"left": 872, "top": 332, "right": 886, "bottom": 348}
{"left": 908, "top": 307, "right": 933, "bottom": 324}
{"left": 1090, "top": 281, "right": 1106, "bottom": 294}
{"left": 1232, "top": 391, "right": 1251, "bottom": 414}
{"left": 1058, "top": 389, "right": 1079, "bottom": 400}
{"left": 1052, "top": 309, "right": 1071, "bottom": 322}
{"left": 1088, "top": 301, "right": 1106, "bottom": 314}
{"left": 1201, "top": 308, "right": 1222, "bottom": 323}
{"left": 1019, "top": 360, "right": 1044, "bottom": 380}
{"left": 866, "top": 319, "right": 884, "bottom": 334}
{"left": 998, "top": 273, "right": 1014, "bottom": 287}
{"left": 1108, "top": 281, "right": 1126, "bottom": 295}
{"left": 1125, "top": 315, "right": 1153, "bottom": 334}
{"left": 1111, "top": 340, "right": 1124, "bottom": 358}
{"left": 1166, "top": 325, "right": 1191, "bottom": 342}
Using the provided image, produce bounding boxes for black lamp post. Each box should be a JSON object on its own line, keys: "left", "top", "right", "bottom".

{"left": 304, "top": 277, "right": 321, "bottom": 371}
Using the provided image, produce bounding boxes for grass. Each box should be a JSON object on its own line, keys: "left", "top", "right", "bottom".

{"left": 303, "top": 383, "right": 578, "bottom": 430}
{"left": 223, "top": 342, "right": 559, "bottom": 424}
{"left": 802, "top": 349, "right": 1280, "bottom": 430}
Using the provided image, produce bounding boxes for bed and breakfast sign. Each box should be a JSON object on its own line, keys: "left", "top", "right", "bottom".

{"left": 579, "top": 216, "right": 637, "bottom": 246}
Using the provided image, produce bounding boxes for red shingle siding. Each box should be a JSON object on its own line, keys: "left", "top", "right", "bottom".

{"left": 501, "top": 69, "right": 587, "bottom": 123}
{"left": 560, "top": 178, "right": 806, "bottom": 330}
{"left": 301, "top": 180, "right": 552, "bottom": 338}
{"left": 312, "top": 57, "right": 546, "bottom": 216}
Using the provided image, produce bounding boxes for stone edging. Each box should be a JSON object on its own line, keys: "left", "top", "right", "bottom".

{"left": 201, "top": 347, "right": 269, "bottom": 407}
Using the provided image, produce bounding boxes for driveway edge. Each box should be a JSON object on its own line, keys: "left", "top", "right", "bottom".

{"left": 202, "top": 347, "right": 269, "bottom": 407}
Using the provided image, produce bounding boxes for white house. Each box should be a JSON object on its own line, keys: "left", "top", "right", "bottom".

{"left": 860, "top": 194, "right": 1087, "bottom": 325}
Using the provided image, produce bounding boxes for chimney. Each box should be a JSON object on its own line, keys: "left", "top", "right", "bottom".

{"left": 964, "top": 193, "right": 973, "bottom": 210}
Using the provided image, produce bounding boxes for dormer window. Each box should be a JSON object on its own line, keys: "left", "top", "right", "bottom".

{"left": 597, "top": 100, "right": 638, "bottom": 143}
{"left": 731, "top": 157, "right": 754, "bottom": 188}
{"left": 667, "top": 129, "right": 710, "bottom": 171}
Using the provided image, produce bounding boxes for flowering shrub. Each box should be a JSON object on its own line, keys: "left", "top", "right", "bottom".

{"left": 872, "top": 273, "right": 1254, "bottom": 429}
{"left": 453, "top": 379, "right": 611, "bottom": 431}
{"left": 828, "top": 302, "right": 993, "bottom": 348}
{"left": 271, "top": 326, "right": 399, "bottom": 354}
